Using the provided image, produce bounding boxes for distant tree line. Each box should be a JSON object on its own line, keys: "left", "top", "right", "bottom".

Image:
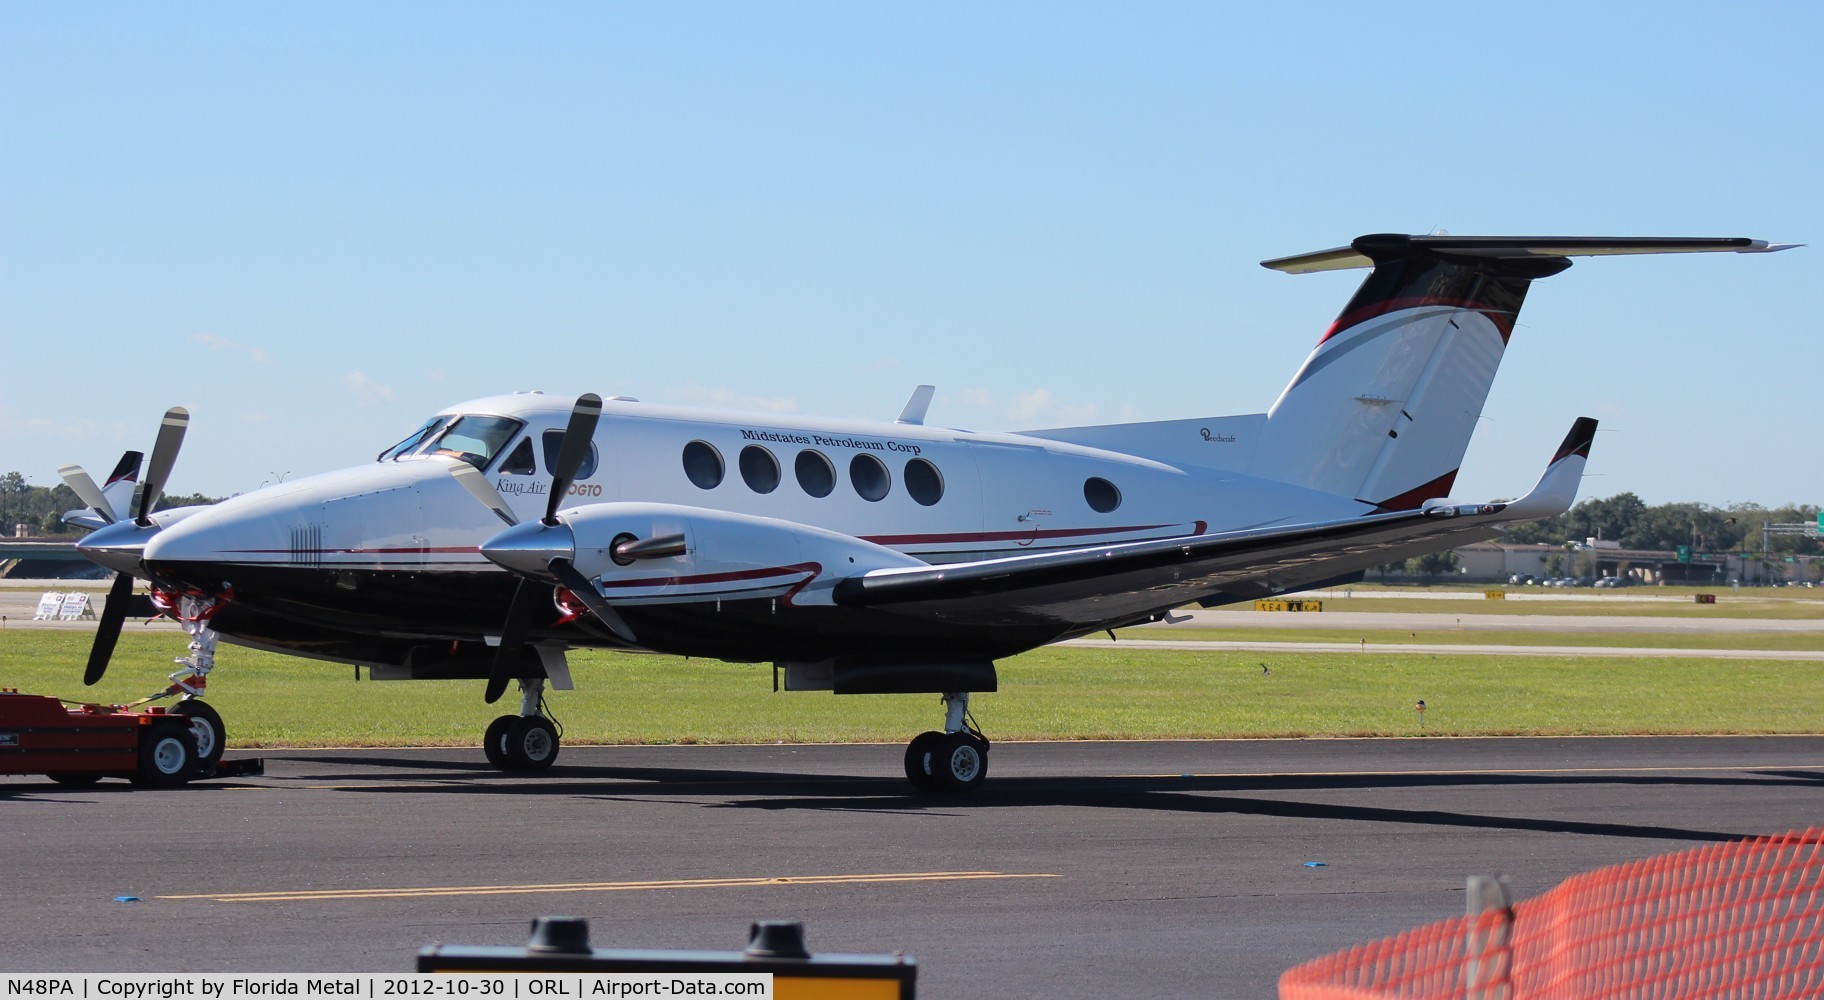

{"left": 1501, "top": 492, "right": 1822, "bottom": 557}
{"left": 0, "top": 471, "right": 223, "bottom": 536}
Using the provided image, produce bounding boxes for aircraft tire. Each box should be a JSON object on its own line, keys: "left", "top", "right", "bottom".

{"left": 131, "top": 720, "right": 196, "bottom": 787}
{"left": 503, "top": 716, "right": 560, "bottom": 771}
{"left": 172, "top": 699, "right": 227, "bottom": 770}
{"left": 483, "top": 715, "right": 517, "bottom": 770}
{"left": 903, "top": 731, "right": 945, "bottom": 791}
{"left": 931, "top": 731, "right": 988, "bottom": 792}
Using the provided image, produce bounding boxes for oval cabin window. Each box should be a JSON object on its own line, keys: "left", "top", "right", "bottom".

{"left": 739, "top": 446, "right": 781, "bottom": 494}
{"left": 904, "top": 458, "right": 944, "bottom": 506}
{"left": 1084, "top": 476, "right": 1121, "bottom": 513}
{"left": 850, "top": 453, "right": 891, "bottom": 502}
{"left": 682, "top": 440, "right": 724, "bottom": 489}
{"left": 795, "top": 450, "right": 836, "bottom": 498}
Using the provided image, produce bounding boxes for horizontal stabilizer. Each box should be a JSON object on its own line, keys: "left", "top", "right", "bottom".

{"left": 1263, "top": 234, "right": 1797, "bottom": 274}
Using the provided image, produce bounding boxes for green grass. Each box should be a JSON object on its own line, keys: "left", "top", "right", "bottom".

{"left": 1114, "top": 627, "right": 1824, "bottom": 652}
{"left": 5, "top": 631, "right": 1823, "bottom": 747}
{"left": 1212, "top": 596, "right": 1824, "bottom": 620}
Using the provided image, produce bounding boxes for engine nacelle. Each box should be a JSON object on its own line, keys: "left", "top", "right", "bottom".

{"left": 558, "top": 502, "right": 928, "bottom": 607}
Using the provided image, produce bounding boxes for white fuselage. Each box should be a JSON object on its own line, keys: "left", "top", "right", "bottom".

{"left": 143, "top": 391, "right": 1361, "bottom": 579}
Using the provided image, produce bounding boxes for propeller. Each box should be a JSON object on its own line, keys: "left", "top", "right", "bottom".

{"left": 458, "top": 394, "right": 621, "bottom": 704}
{"left": 548, "top": 558, "right": 636, "bottom": 644}
{"left": 445, "top": 394, "right": 690, "bottom": 702}
{"left": 450, "top": 463, "right": 518, "bottom": 526}
{"left": 77, "top": 407, "right": 189, "bottom": 685}
{"left": 58, "top": 464, "right": 117, "bottom": 524}
{"left": 138, "top": 407, "right": 189, "bottom": 524}
{"left": 58, "top": 451, "right": 142, "bottom": 530}
{"left": 85, "top": 573, "right": 136, "bottom": 685}
{"left": 544, "top": 394, "right": 601, "bottom": 526}
{"left": 485, "top": 574, "right": 547, "bottom": 704}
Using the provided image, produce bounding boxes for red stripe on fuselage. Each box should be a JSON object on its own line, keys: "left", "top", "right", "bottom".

{"left": 861, "top": 524, "right": 1179, "bottom": 547}
{"left": 220, "top": 546, "right": 482, "bottom": 555}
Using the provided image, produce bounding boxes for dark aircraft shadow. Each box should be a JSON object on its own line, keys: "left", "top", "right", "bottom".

{"left": 295, "top": 760, "right": 1823, "bottom": 844}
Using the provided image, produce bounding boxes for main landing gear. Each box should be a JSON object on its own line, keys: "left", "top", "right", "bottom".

{"left": 904, "top": 691, "right": 989, "bottom": 793}
{"left": 483, "top": 678, "right": 562, "bottom": 771}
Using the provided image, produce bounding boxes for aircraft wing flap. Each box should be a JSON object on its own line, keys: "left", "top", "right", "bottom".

{"left": 834, "top": 417, "right": 1597, "bottom": 627}
{"left": 834, "top": 505, "right": 1485, "bottom": 610}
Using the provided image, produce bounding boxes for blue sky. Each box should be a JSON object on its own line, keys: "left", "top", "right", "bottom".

{"left": 2, "top": 3, "right": 1817, "bottom": 506}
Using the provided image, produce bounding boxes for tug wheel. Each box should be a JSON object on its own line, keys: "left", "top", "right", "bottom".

{"left": 131, "top": 720, "right": 196, "bottom": 787}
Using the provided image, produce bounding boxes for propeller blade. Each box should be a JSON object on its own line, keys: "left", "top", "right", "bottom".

{"left": 486, "top": 579, "right": 543, "bottom": 704}
{"left": 550, "top": 557, "right": 637, "bottom": 644}
{"left": 137, "top": 407, "right": 190, "bottom": 523}
{"left": 85, "top": 573, "right": 136, "bottom": 685}
{"left": 545, "top": 394, "right": 602, "bottom": 525}
{"left": 58, "top": 464, "right": 116, "bottom": 524}
{"left": 612, "top": 532, "right": 687, "bottom": 562}
{"left": 449, "top": 463, "right": 519, "bottom": 526}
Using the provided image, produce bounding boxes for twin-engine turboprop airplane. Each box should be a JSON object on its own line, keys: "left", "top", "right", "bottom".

{"left": 65, "top": 234, "right": 1792, "bottom": 790}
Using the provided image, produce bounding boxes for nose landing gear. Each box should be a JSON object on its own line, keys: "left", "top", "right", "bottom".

{"left": 904, "top": 691, "right": 989, "bottom": 792}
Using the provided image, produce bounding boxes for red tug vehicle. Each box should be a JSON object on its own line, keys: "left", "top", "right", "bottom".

{"left": 0, "top": 689, "right": 258, "bottom": 787}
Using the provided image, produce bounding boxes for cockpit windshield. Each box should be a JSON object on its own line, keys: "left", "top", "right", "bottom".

{"left": 378, "top": 416, "right": 452, "bottom": 462}
{"left": 376, "top": 414, "right": 525, "bottom": 470}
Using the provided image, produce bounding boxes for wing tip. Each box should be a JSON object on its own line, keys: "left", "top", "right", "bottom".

{"left": 1553, "top": 417, "right": 1599, "bottom": 463}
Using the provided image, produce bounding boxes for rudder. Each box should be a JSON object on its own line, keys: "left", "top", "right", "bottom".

{"left": 1249, "top": 236, "right": 1561, "bottom": 509}
{"left": 1247, "top": 233, "right": 1789, "bottom": 510}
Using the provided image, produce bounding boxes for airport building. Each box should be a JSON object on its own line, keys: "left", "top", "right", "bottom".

{"left": 1436, "top": 540, "right": 1819, "bottom": 587}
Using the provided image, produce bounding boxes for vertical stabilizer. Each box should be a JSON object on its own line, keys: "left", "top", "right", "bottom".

{"left": 101, "top": 451, "right": 144, "bottom": 520}
{"left": 1250, "top": 237, "right": 1553, "bottom": 508}
{"left": 1249, "top": 234, "right": 1789, "bottom": 510}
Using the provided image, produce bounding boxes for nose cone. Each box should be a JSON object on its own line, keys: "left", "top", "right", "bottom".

{"left": 76, "top": 519, "right": 162, "bottom": 575}
{"left": 480, "top": 520, "right": 574, "bottom": 579}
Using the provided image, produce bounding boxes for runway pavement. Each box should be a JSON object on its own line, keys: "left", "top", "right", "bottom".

{"left": 6, "top": 737, "right": 1823, "bottom": 997}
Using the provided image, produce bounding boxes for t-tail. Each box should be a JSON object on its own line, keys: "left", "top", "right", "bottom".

{"left": 1249, "top": 234, "right": 1793, "bottom": 511}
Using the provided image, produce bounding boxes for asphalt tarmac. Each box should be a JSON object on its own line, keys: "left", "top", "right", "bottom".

{"left": 6, "top": 737, "right": 1823, "bottom": 997}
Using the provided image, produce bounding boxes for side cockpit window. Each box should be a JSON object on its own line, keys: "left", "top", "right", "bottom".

{"left": 541, "top": 429, "right": 599, "bottom": 480}
{"left": 498, "top": 437, "right": 537, "bottom": 476}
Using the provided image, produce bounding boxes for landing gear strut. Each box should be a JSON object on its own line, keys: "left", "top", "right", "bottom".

{"left": 153, "top": 591, "right": 229, "bottom": 770}
{"left": 904, "top": 691, "right": 989, "bottom": 792}
{"left": 484, "top": 678, "right": 562, "bottom": 771}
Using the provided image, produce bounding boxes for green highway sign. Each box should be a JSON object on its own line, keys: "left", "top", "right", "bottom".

{"left": 1677, "top": 545, "right": 1692, "bottom": 563}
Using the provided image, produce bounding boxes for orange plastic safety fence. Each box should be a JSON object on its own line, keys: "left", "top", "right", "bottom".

{"left": 1279, "top": 830, "right": 1824, "bottom": 1000}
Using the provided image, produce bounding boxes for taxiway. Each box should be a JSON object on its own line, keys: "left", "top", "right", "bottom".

{"left": 5, "top": 738, "right": 1821, "bottom": 997}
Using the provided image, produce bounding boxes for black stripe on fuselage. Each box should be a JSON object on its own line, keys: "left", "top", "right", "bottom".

{"left": 147, "top": 561, "right": 1061, "bottom": 668}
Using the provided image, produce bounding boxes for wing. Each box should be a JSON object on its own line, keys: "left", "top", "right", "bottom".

{"left": 833, "top": 418, "right": 1597, "bottom": 634}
